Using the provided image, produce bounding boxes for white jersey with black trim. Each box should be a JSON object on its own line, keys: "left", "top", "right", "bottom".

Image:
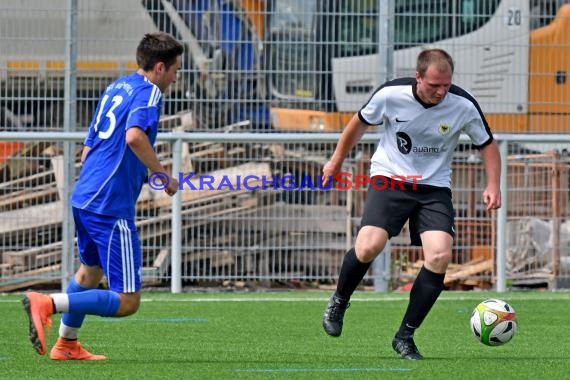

{"left": 359, "top": 77, "right": 493, "bottom": 188}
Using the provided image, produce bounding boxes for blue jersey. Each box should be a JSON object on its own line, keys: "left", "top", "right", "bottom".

{"left": 71, "top": 73, "right": 162, "bottom": 219}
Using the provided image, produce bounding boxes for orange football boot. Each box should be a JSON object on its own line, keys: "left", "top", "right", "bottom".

{"left": 50, "top": 337, "right": 107, "bottom": 361}
{"left": 22, "top": 292, "right": 54, "bottom": 355}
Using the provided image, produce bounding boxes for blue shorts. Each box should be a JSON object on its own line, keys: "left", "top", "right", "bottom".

{"left": 73, "top": 207, "right": 142, "bottom": 293}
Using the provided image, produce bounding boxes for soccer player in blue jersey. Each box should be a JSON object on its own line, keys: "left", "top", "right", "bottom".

{"left": 22, "top": 32, "right": 183, "bottom": 360}
{"left": 321, "top": 49, "right": 502, "bottom": 360}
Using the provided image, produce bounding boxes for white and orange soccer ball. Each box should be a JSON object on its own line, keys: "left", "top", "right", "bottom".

{"left": 470, "top": 298, "right": 517, "bottom": 346}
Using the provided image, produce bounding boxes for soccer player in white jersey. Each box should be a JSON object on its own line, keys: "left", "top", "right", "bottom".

{"left": 22, "top": 32, "right": 183, "bottom": 360}
{"left": 321, "top": 48, "right": 501, "bottom": 360}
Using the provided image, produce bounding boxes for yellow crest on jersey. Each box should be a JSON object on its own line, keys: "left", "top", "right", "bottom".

{"left": 438, "top": 124, "right": 451, "bottom": 135}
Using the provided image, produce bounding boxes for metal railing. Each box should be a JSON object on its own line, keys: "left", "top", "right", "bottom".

{"left": 0, "top": 131, "right": 568, "bottom": 292}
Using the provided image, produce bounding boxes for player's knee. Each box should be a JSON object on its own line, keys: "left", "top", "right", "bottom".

{"left": 355, "top": 245, "right": 381, "bottom": 263}
{"left": 438, "top": 250, "right": 452, "bottom": 264}
{"left": 425, "top": 250, "right": 451, "bottom": 272}
{"left": 355, "top": 239, "right": 386, "bottom": 262}
{"left": 120, "top": 304, "right": 140, "bottom": 317}
{"left": 355, "top": 227, "right": 389, "bottom": 262}
{"left": 117, "top": 293, "right": 141, "bottom": 316}
{"left": 75, "top": 265, "right": 103, "bottom": 288}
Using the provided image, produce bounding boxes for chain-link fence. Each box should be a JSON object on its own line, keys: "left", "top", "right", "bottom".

{"left": 1, "top": 129, "right": 569, "bottom": 291}
{"left": 2, "top": 1, "right": 570, "bottom": 133}
{"left": 1, "top": 1, "right": 569, "bottom": 291}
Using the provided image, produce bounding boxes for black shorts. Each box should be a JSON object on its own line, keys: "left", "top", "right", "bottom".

{"left": 360, "top": 176, "right": 455, "bottom": 246}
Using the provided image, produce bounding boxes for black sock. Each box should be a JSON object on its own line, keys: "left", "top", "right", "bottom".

{"left": 397, "top": 266, "right": 445, "bottom": 338}
{"left": 334, "top": 248, "right": 372, "bottom": 301}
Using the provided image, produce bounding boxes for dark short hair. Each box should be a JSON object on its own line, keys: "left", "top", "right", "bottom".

{"left": 416, "top": 48, "right": 454, "bottom": 77}
{"left": 136, "top": 32, "right": 184, "bottom": 71}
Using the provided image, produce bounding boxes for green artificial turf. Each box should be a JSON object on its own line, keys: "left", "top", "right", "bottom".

{"left": 1, "top": 291, "right": 568, "bottom": 379}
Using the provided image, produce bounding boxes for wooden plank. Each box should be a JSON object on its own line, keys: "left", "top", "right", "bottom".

{"left": 3, "top": 242, "right": 62, "bottom": 258}
{"left": 0, "top": 186, "right": 59, "bottom": 211}
{"left": 260, "top": 233, "right": 347, "bottom": 251}
{"left": 152, "top": 249, "right": 170, "bottom": 276}
{"left": 0, "top": 278, "right": 60, "bottom": 293}
{"left": 136, "top": 162, "right": 272, "bottom": 209}
{"left": 0, "top": 201, "right": 62, "bottom": 235}
{"left": 0, "top": 262, "right": 61, "bottom": 285}
{"left": 3, "top": 251, "right": 35, "bottom": 267}
{"left": 0, "top": 168, "right": 55, "bottom": 193}
{"left": 444, "top": 259, "right": 493, "bottom": 285}
{"left": 240, "top": 203, "right": 349, "bottom": 234}
{"left": 1, "top": 142, "right": 52, "bottom": 179}
{"left": 446, "top": 257, "right": 486, "bottom": 274}
{"left": 470, "top": 245, "right": 493, "bottom": 261}
{"left": 1, "top": 242, "right": 63, "bottom": 276}
{"left": 158, "top": 110, "right": 194, "bottom": 130}
{"left": 35, "top": 250, "right": 64, "bottom": 268}
{"left": 462, "top": 279, "right": 493, "bottom": 288}
{"left": 185, "top": 250, "right": 235, "bottom": 268}
{"left": 8, "top": 263, "right": 61, "bottom": 277}
{"left": 0, "top": 263, "right": 12, "bottom": 277}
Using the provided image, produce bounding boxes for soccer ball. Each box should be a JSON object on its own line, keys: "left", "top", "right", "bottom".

{"left": 470, "top": 298, "right": 517, "bottom": 346}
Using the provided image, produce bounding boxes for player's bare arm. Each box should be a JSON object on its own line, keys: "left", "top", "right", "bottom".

{"left": 479, "top": 140, "right": 501, "bottom": 210}
{"left": 80, "top": 145, "right": 91, "bottom": 164}
{"left": 322, "top": 114, "right": 369, "bottom": 187}
{"left": 125, "top": 127, "right": 179, "bottom": 196}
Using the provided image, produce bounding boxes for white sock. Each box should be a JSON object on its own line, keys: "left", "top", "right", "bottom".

{"left": 59, "top": 322, "right": 80, "bottom": 340}
{"left": 51, "top": 293, "right": 70, "bottom": 313}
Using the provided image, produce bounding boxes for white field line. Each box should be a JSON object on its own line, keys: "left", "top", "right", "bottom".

{"left": 235, "top": 367, "right": 412, "bottom": 373}
{"left": 2, "top": 294, "right": 569, "bottom": 303}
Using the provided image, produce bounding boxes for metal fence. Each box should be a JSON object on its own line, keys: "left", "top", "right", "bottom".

{"left": 2, "top": 1, "right": 570, "bottom": 133}
{"left": 1, "top": 1, "right": 570, "bottom": 291}
{"left": 1, "top": 129, "right": 569, "bottom": 292}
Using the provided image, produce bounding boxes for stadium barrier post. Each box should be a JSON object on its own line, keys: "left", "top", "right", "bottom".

{"left": 496, "top": 138, "right": 508, "bottom": 292}
{"left": 171, "top": 138, "right": 183, "bottom": 293}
